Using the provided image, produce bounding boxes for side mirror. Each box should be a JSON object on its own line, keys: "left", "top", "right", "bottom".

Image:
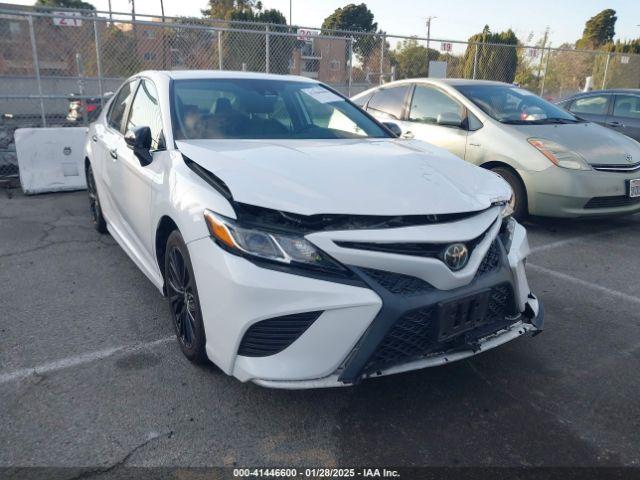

{"left": 382, "top": 122, "right": 402, "bottom": 137}
{"left": 436, "top": 112, "right": 463, "bottom": 128}
{"left": 125, "top": 126, "right": 153, "bottom": 166}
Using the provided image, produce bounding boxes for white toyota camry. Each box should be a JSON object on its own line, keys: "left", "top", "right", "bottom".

{"left": 84, "top": 70, "right": 543, "bottom": 388}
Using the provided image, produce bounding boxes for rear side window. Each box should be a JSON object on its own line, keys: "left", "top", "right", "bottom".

{"left": 366, "top": 85, "right": 410, "bottom": 120}
{"left": 570, "top": 95, "right": 609, "bottom": 115}
{"left": 409, "top": 85, "right": 464, "bottom": 123}
{"left": 352, "top": 91, "right": 374, "bottom": 108}
{"left": 613, "top": 95, "right": 640, "bottom": 119}
{"left": 126, "top": 79, "right": 164, "bottom": 150}
{"left": 107, "top": 81, "right": 136, "bottom": 132}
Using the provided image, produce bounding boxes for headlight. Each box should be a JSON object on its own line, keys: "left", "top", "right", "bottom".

{"left": 528, "top": 138, "right": 591, "bottom": 170}
{"left": 203, "top": 210, "right": 344, "bottom": 271}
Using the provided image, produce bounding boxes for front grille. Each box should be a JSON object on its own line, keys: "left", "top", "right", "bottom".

{"left": 237, "top": 311, "right": 322, "bottom": 357}
{"left": 476, "top": 241, "right": 501, "bottom": 277}
{"left": 363, "top": 284, "right": 514, "bottom": 374}
{"left": 584, "top": 195, "right": 640, "bottom": 209}
{"left": 360, "top": 268, "right": 433, "bottom": 296}
{"left": 592, "top": 162, "right": 640, "bottom": 173}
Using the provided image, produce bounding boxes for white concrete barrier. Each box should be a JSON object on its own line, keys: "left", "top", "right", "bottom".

{"left": 15, "top": 127, "right": 88, "bottom": 194}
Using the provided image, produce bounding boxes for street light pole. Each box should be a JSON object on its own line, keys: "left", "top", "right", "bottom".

{"left": 289, "top": 0, "right": 292, "bottom": 26}
{"left": 425, "top": 16, "right": 436, "bottom": 76}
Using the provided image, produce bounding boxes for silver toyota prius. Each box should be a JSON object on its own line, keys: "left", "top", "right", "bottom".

{"left": 353, "top": 79, "right": 640, "bottom": 219}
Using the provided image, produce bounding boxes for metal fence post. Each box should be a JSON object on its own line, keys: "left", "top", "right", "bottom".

{"left": 602, "top": 52, "right": 611, "bottom": 89}
{"left": 94, "top": 19, "right": 105, "bottom": 108}
{"left": 348, "top": 36, "right": 353, "bottom": 96}
{"left": 218, "top": 30, "right": 223, "bottom": 70}
{"left": 379, "top": 34, "right": 385, "bottom": 84}
{"left": 28, "top": 15, "right": 46, "bottom": 128}
{"left": 472, "top": 43, "right": 478, "bottom": 80}
{"left": 265, "top": 25, "right": 270, "bottom": 73}
{"left": 540, "top": 45, "right": 551, "bottom": 97}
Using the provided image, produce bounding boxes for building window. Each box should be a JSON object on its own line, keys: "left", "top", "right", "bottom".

{"left": 144, "top": 29, "right": 156, "bottom": 39}
{"left": 329, "top": 59, "right": 340, "bottom": 71}
{"left": 143, "top": 52, "right": 157, "bottom": 61}
{"left": 9, "top": 22, "right": 21, "bottom": 35}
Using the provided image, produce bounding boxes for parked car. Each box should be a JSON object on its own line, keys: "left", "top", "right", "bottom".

{"left": 84, "top": 71, "right": 543, "bottom": 388}
{"left": 66, "top": 93, "right": 106, "bottom": 124}
{"left": 353, "top": 79, "right": 640, "bottom": 219}
{"left": 556, "top": 89, "right": 640, "bottom": 142}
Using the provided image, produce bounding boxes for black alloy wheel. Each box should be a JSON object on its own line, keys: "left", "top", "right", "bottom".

{"left": 164, "top": 230, "right": 208, "bottom": 364}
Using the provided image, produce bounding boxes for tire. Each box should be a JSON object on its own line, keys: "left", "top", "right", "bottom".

{"left": 164, "top": 230, "right": 209, "bottom": 365}
{"left": 86, "top": 162, "right": 108, "bottom": 233}
{"left": 491, "top": 166, "right": 528, "bottom": 220}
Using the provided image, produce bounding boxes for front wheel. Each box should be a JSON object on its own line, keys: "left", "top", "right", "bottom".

{"left": 491, "top": 166, "right": 528, "bottom": 221}
{"left": 164, "top": 230, "right": 208, "bottom": 364}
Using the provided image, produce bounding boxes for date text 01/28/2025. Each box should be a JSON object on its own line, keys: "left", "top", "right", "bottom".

{"left": 233, "top": 468, "right": 401, "bottom": 477}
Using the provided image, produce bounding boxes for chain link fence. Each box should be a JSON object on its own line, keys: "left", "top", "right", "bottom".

{"left": 1, "top": 7, "right": 639, "bottom": 180}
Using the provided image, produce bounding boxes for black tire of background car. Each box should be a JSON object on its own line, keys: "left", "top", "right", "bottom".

{"left": 491, "top": 166, "right": 528, "bottom": 221}
{"left": 86, "top": 163, "right": 108, "bottom": 234}
{"left": 164, "top": 230, "right": 209, "bottom": 365}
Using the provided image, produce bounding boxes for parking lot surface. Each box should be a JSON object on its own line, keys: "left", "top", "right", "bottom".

{"left": 1, "top": 188, "right": 639, "bottom": 470}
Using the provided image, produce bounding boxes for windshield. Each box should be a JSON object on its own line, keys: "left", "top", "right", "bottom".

{"left": 171, "top": 79, "right": 389, "bottom": 140}
{"left": 455, "top": 85, "right": 582, "bottom": 125}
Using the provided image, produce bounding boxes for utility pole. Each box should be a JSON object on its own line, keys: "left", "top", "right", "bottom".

{"left": 425, "top": 16, "right": 436, "bottom": 76}
{"left": 289, "top": 0, "right": 292, "bottom": 26}
{"left": 160, "top": 0, "right": 165, "bottom": 22}
{"left": 107, "top": 0, "right": 112, "bottom": 23}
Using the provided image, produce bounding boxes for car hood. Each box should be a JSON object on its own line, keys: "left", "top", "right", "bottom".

{"left": 507, "top": 121, "right": 640, "bottom": 165}
{"left": 175, "top": 138, "right": 510, "bottom": 216}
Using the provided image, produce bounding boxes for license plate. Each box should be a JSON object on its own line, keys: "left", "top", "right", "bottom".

{"left": 437, "top": 290, "right": 491, "bottom": 342}
{"left": 629, "top": 179, "right": 640, "bottom": 198}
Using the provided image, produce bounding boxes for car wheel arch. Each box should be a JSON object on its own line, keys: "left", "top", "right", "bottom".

{"left": 481, "top": 161, "right": 529, "bottom": 217}
{"left": 155, "top": 215, "right": 179, "bottom": 294}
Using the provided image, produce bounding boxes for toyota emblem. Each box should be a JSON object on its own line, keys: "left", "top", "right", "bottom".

{"left": 443, "top": 243, "right": 469, "bottom": 271}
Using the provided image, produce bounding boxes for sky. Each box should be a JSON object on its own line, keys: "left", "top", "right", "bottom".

{"left": 5, "top": 0, "right": 640, "bottom": 47}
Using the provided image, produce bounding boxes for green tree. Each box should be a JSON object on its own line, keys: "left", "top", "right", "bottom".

{"left": 462, "top": 26, "right": 519, "bottom": 83}
{"left": 321, "top": 3, "right": 378, "bottom": 59}
{"left": 203, "top": 1, "right": 295, "bottom": 74}
{"left": 35, "top": 0, "right": 95, "bottom": 9}
{"left": 576, "top": 9, "right": 617, "bottom": 49}
{"left": 389, "top": 38, "right": 439, "bottom": 79}
{"left": 202, "top": 0, "right": 256, "bottom": 19}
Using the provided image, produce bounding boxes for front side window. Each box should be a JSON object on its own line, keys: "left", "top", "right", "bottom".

{"left": 409, "top": 85, "right": 464, "bottom": 124}
{"left": 613, "top": 95, "right": 640, "bottom": 119}
{"left": 366, "top": 85, "right": 410, "bottom": 120}
{"left": 456, "top": 85, "right": 581, "bottom": 124}
{"left": 107, "top": 81, "right": 136, "bottom": 132}
{"left": 171, "top": 79, "right": 389, "bottom": 140}
{"left": 127, "top": 79, "right": 164, "bottom": 150}
{"left": 570, "top": 95, "right": 609, "bottom": 116}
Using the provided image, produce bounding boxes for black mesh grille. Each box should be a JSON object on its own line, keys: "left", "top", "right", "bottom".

{"left": 237, "top": 311, "right": 322, "bottom": 357}
{"left": 360, "top": 268, "right": 433, "bottom": 296}
{"left": 476, "top": 241, "right": 500, "bottom": 277}
{"left": 584, "top": 195, "right": 640, "bottom": 209}
{"left": 363, "top": 284, "right": 514, "bottom": 373}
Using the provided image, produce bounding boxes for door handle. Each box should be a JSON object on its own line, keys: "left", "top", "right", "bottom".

{"left": 402, "top": 131, "right": 415, "bottom": 139}
{"left": 91, "top": 135, "right": 98, "bottom": 142}
{"left": 109, "top": 149, "right": 118, "bottom": 160}
{"left": 607, "top": 121, "right": 624, "bottom": 127}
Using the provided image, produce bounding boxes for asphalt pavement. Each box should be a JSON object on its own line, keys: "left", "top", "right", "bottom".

{"left": 1, "top": 188, "right": 639, "bottom": 473}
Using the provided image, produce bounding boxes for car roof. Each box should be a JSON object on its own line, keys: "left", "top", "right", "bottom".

{"left": 562, "top": 89, "right": 640, "bottom": 100}
{"left": 137, "top": 70, "right": 319, "bottom": 83}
